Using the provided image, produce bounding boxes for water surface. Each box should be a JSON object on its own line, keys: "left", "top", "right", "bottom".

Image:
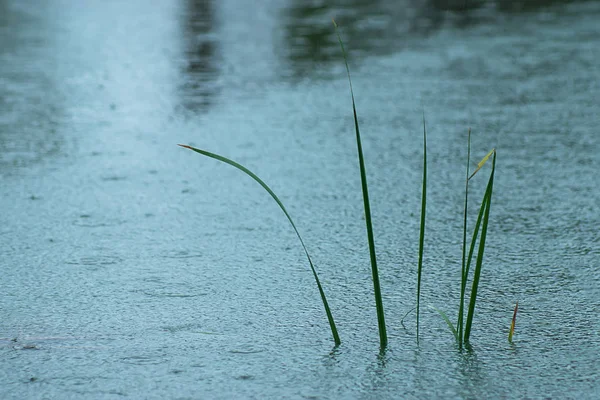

{"left": 1, "top": 0, "right": 599, "bottom": 398}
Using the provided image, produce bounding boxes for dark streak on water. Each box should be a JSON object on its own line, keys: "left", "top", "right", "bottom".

{"left": 1, "top": 0, "right": 599, "bottom": 399}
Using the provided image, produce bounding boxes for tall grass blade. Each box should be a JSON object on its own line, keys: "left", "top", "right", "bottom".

{"left": 333, "top": 19, "right": 387, "bottom": 348}
{"left": 178, "top": 144, "right": 341, "bottom": 346}
{"left": 416, "top": 113, "right": 427, "bottom": 343}
{"left": 508, "top": 301, "right": 519, "bottom": 343}
{"left": 458, "top": 129, "right": 472, "bottom": 347}
{"left": 464, "top": 150, "right": 496, "bottom": 343}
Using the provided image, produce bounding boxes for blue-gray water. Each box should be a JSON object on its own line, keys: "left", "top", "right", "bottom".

{"left": 1, "top": 0, "right": 599, "bottom": 398}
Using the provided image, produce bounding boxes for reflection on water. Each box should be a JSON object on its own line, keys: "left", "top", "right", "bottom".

{"left": 0, "top": 2, "right": 65, "bottom": 176}
{"left": 431, "top": 0, "right": 485, "bottom": 11}
{"left": 280, "top": 0, "right": 489, "bottom": 78}
{"left": 455, "top": 349, "right": 488, "bottom": 398}
{"left": 280, "top": 0, "right": 592, "bottom": 78}
{"left": 495, "top": 0, "right": 591, "bottom": 12}
{"left": 281, "top": 0, "right": 408, "bottom": 78}
{"left": 179, "top": 0, "right": 220, "bottom": 113}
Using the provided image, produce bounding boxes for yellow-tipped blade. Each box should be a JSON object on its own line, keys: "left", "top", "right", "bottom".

{"left": 468, "top": 148, "right": 496, "bottom": 181}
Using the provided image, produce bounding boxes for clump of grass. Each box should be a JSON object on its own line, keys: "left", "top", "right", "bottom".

{"left": 333, "top": 19, "right": 387, "bottom": 349}
{"left": 462, "top": 147, "right": 496, "bottom": 344}
{"left": 431, "top": 133, "right": 496, "bottom": 346}
{"left": 457, "top": 138, "right": 497, "bottom": 346}
{"left": 179, "top": 24, "right": 499, "bottom": 350}
{"left": 177, "top": 144, "right": 341, "bottom": 346}
{"left": 332, "top": 22, "right": 496, "bottom": 348}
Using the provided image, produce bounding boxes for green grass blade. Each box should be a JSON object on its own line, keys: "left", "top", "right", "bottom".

{"left": 429, "top": 305, "right": 458, "bottom": 341}
{"left": 416, "top": 112, "right": 427, "bottom": 343}
{"left": 458, "top": 129, "right": 472, "bottom": 347}
{"left": 464, "top": 184, "right": 487, "bottom": 281}
{"left": 178, "top": 144, "right": 341, "bottom": 346}
{"left": 333, "top": 19, "right": 387, "bottom": 348}
{"left": 464, "top": 150, "right": 496, "bottom": 343}
{"left": 461, "top": 196, "right": 486, "bottom": 341}
{"left": 458, "top": 173, "right": 489, "bottom": 343}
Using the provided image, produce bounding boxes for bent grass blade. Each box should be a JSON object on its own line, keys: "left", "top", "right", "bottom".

{"left": 333, "top": 19, "right": 387, "bottom": 348}
{"left": 178, "top": 144, "right": 341, "bottom": 346}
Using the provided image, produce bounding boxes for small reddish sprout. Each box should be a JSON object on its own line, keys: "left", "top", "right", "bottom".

{"left": 508, "top": 301, "right": 519, "bottom": 343}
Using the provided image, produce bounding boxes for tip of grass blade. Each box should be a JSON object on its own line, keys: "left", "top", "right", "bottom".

{"left": 468, "top": 148, "right": 496, "bottom": 181}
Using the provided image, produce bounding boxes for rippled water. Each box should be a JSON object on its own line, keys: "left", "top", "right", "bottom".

{"left": 1, "top": 0, "right": 599, "bottom": 398}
